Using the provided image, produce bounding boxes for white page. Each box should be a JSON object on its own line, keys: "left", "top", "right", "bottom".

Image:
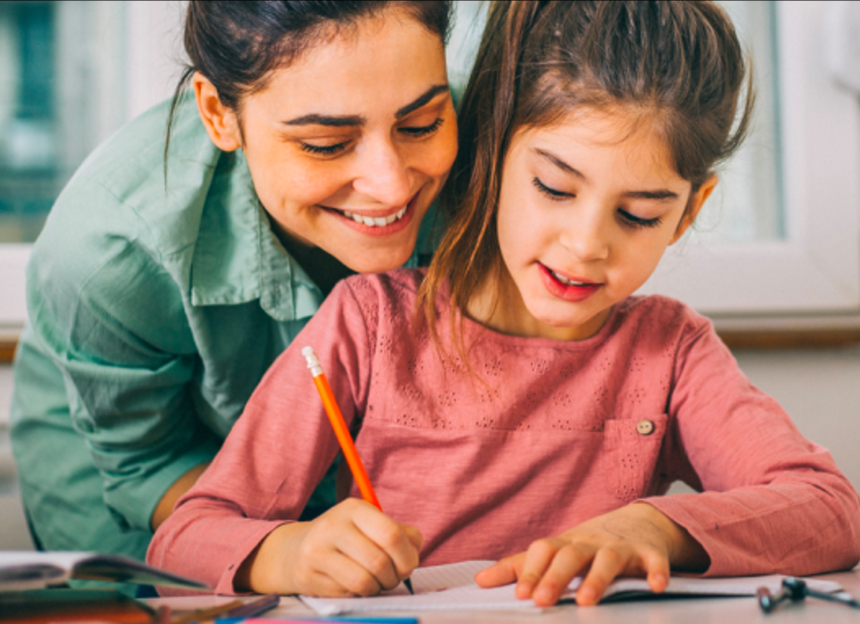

{"left": 300, "top": 560, "right": 844, "bottom": 615}
{"left": 0, "top": 551, "right": 96, "bottom": 570}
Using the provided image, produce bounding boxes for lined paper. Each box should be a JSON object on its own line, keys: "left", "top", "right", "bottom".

{"left": 300, "top": 560, "right": 844, "bottom": 615}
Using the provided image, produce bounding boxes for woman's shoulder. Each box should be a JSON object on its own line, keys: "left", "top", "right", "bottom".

{"left": 31, "top": 97, "right": 259, "bottom": 291}
{"left": 65, "top": 96, "right": 219, "bottom": 202}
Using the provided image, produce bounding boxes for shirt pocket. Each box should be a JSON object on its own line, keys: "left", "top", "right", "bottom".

{"left": 604, "top": 414, "right": 668, "bottom": 503}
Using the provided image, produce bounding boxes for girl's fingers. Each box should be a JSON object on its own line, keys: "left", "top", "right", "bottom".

{"left": 474, "top": 553, "right": 524, "bottom": 588}
{"left": 401, "top": 522, "right": 425, "bottom": 552}
{"left": 529, "top": 542, "right": 592, "bottom": 606}
{"left": 641, "top": 547, "right": 671, "bottom": 593}
{"left": 576, "top": 547, "right": 633, "bottom": 606}
{"left": 313, "top": 548, "right": 385, "bottom": 596}
{"left": 348, "top": 503, "right": 422, "bottom": 589}
{"left": 516, "top": 539, "right": 575, "bottom": 601}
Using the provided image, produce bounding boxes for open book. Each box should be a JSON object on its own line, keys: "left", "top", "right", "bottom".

{"left": 0, "top": 551, "right": 208, "bottom": 592}
{"left": 301, "top": 560, "right": 845, "bottom": 615}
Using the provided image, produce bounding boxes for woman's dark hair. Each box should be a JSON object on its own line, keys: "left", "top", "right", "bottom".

{"left": 165, "top": 0, "right": 451, "bottom": 162}
{"left": 419, "top": 0, "right": 754, "bottom": 360}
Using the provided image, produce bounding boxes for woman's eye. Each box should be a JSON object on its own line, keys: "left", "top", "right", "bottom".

{"left": 300, "top": 141, "right": 349, "bottom": 156}
{"left": 618, "top": 208, "right": 662, "bottom": 229}
{"left": 532, "top": 177, "right": 572, "bottom": 200}
{"left": 400, "top": 117, "right": 444, "bottom": 138}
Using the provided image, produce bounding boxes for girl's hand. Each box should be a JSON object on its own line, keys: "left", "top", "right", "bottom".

{"left": 475, "top": 503, "right": 709, "bottom": 607}
{"left": 236, "top": 497, "right": 423, "bottom": 596}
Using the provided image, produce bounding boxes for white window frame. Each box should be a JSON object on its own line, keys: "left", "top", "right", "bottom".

{"left": 640, "top": 1, "right": 860, "bottom": 329}
{"left": 2, "top": 1, "right": 860, "bottom": 334}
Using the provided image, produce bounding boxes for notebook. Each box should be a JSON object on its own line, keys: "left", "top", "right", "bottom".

{"left": 300, "top": 560, "right": 845, "bottom": 615}
{"left": 0, "top": 551, "right": 208, "bottom": 592}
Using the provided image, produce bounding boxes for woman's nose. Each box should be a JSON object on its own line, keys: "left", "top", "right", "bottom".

{"left": 352, "top": 138, "right": 414, "bottom": 208}
{"left": 559, "top": 210, "right": 611, "bottom": 262}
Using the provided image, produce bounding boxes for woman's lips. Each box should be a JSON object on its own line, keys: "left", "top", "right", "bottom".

{"left": 538, "top": 263, "right": 602, "bottom": 302}
{"left": 324, "top": 194, "right": 417, "bottom": 236}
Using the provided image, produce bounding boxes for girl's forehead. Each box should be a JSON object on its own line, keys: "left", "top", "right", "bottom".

{"left": 512, "top": 110, "right": 685, "bottom": 188}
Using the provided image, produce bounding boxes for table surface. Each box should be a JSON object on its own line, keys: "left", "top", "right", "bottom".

{"left": 151, "top": 568, "right": 860, "bottom": 623}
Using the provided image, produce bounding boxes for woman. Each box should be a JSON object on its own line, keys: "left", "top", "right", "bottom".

{"left": 10, "top": 0, "right": 456, "bottom": 563}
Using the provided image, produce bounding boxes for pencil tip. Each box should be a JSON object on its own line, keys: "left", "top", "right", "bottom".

{"left": 404, "top": 577, "right": 414, "bottom": 595}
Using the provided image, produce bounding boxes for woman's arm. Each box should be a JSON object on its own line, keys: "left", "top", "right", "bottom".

{"left": 151, "top": 462, "right": 211, "bottom": 530}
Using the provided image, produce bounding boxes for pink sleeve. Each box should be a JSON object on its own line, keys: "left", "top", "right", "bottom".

{"left": 643, "top": 321, "right": 860, "bottom": 576}
{"left": 146, "top": 279, "right": 376, "bottom": 594}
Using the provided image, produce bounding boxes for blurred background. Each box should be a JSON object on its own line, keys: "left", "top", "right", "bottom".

{"left": 2, "top": 1, "right": 860, "bottom": 551}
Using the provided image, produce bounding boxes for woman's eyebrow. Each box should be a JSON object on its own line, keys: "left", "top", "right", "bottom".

{"left": 535, "top": 147, "right": 679, "bottom": 201}
{"left": 395, "top": 84, "right": 449, "bottom": 119}
{"left": 282, "top": 113, "right": 366, "bottom": 127}
{"left": 281, "top": 84, "right": 449, "bottom": 128}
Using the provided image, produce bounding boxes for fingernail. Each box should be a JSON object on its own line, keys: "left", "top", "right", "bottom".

{"left": 577, "top": 586, "right": 597, "bottom": 605}
{"left": 534, "top": 586, "right": 554, "bottom": 605}
{"left": 516, "top": 581, "right": 534, "bottom": 599}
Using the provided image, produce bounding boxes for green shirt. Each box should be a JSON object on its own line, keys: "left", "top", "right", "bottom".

{"left": 10, "top": 96, "right": 435, "bottom": 559}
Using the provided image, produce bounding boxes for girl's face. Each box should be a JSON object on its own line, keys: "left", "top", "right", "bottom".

{"left": 480, "top": 109, "right": 716, "bottom": 341}
{"left": 196, "top": 10, "right": 457, "bottom": 275}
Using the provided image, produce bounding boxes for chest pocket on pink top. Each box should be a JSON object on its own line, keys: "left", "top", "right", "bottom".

{"left": 604, "top": 414, "right": 668, "bottom": 503}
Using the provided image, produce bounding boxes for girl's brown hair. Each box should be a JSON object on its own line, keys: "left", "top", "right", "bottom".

{"left": 419, "top": 0, "right": 754, "bottom": 357}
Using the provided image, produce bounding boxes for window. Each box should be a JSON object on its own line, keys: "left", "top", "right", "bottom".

{"left": 0, "top": 0, "right": 184, "bottom": 330}
{"left": 641, "top": 1, "right": 860, "bottom": 328}
{"left": 2, "top": 1, "right": 859, "bottom": 333}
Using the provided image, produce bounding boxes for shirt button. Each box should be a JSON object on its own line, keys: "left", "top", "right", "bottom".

{"left": 636, "top": 419, "right": 655, "bottom": 435}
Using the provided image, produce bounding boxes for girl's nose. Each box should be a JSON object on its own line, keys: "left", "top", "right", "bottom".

{"left": 559, "top": 209, "right": 611, "bottom": 262}
{"left": 352, "top": 137, "right": 414, "bottom": 209}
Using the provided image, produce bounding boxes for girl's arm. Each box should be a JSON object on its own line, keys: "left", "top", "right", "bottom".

{"left": 478, "top": 314, "right": 860, "bottom": 606}
{"left": 147, "top": 277, "right": 423, "bottom": 595}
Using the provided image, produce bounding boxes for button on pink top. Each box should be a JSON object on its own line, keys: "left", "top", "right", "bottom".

{"left": 148, "top": 269, "right": 860, "bottom": 595}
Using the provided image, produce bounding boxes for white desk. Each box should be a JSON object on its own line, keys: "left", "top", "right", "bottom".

{"left": 151, "top": 568, "right": 860, "bottom": 623}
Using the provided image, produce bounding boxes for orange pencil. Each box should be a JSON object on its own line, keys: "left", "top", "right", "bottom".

{"left": 302, "top": 346, "right": 414, "bottom": 594}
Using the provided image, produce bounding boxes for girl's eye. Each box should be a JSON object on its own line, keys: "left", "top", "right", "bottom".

{"left": 400, "top": 117, "right": 444, "bottom": 138}
{"left": 532, "top": 177, "right": 572, "bottom": 200}
{"left": 618, "top": 209, "right": 662, "bottom": 229}
{"left": 300, "top": 141, "right": 349, "bottom": 156}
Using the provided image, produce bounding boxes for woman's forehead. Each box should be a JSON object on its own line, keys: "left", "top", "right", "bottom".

{"left": 246, "top": 10, "right": 448, "bottom": 122}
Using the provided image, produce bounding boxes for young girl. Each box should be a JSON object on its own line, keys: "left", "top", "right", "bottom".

{"left": 148, "top": 0, "right": 860, "bottom": 607}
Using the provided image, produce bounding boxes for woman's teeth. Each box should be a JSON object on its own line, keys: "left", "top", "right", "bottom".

{"left": 342, "top": 206, "right": 408, "bottom": 227}
{"left": 552, "top": 271, "right": 588, "bottom": 286}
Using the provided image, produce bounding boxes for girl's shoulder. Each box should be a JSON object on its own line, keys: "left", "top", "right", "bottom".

{"left": 612, "top": 294, "right": 714, "bottom": 345}
{"left": 340, "top": 268, "right": 429, "bottom": 307}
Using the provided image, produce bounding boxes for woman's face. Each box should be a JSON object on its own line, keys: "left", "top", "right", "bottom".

{"left": 196, "top": 10, "right": 457, "bottom": 274}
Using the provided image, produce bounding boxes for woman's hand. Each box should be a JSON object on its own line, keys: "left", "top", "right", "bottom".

{"left": 475, "top": 503, "right": 709, "bottom": 607}
{"left": 235, "top": 497, "right": 423, "bottom": 596}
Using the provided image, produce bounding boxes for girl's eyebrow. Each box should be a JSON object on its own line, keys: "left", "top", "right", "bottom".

{"left": 534, "top": 148, "right": 680, "bottom": 201}
{"left": 282, "top": 84, "right": 449, "bottom": 128}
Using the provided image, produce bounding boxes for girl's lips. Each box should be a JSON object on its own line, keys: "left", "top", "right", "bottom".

{"left": 324, "top": 193, "right": 418, "bottom": 237}
{"left": 538, "top": 263, "right": 602, "bottom": 302}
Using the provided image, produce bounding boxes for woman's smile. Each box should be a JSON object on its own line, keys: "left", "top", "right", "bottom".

{"left": 324, "top": 194, "right": 417, "bottom": 236}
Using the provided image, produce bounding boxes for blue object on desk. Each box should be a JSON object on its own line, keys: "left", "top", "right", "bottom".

{"left": 218, "top": 617, "right": 419, "bottom": 623}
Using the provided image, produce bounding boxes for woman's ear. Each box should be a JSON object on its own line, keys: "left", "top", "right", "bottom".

{"left": 193, "top": 72, "right": 242, "bottom": 152}
{"left": 670, "top": 176, "right": 718, "bottom": 245}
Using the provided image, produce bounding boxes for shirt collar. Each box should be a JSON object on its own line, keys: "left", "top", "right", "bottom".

{"left": 189, "top": 149, "right": 323, "bottom": 322}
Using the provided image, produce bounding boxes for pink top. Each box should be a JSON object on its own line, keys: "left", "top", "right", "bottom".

{"left": 147, "top": 269, "right": 860, "bottom": 594}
